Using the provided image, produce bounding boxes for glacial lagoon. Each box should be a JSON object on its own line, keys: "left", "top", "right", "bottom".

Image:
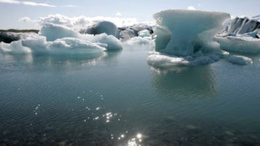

{"left": 1, "top": 44, "right": 260, "bottom": 145}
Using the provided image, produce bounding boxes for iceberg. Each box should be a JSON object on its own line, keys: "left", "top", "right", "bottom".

{"left": 118, "top": 24, "right": 153, "bottom": 41}
{"left": 90, "top": 33, "right": 123, "bottom": 50}
{"left": 0, "top": 40, "right": 32, "bottom": 54}
{"left": 216, "top": 17, "right": 260, "bottom": 54}
{"left": 0, "top": 22, "right": 123, "bottom": 55}
{"left": 214, "top": 36, "right": 260, "bottom": 54}
{"left": 153, "top": 9, "right": 230, "bottom": 56}
{"left": 119, "top": 28, "right": 136, "bottom": 41}
{"left": 138, "top": 30, "right": 151, "bottom": 38}
{"left": 125, "top": 37, "right": 153, "bottom": 45}
{"left": 48, "top": 38, "right": 106, "bottom": 55}
{"left": 147, "top": 52, "right": 189, "bottom": 67}
{"left": 147, "top": 9, "right": 232, "bottom": 68}
{"left": 147, "top": 51, "right": 221, "bottom": 68}
{"left": 227, "top": 55, "right": 253, "bottom": 65}
{"left": 40, "top": 23, "right": 80, "bottom": 41}
{"left": 225, "top": 17, "right": 260, "bottom": 35}
{"left": 85, "top": 21, "right": 118, "bottom": 37}
{"left": 0, "top": 36, "right": 106, "bottom": 55}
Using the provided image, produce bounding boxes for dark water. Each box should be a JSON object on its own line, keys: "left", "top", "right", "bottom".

{"left": 1, "top": 45, "right": 260, "bottom": 146}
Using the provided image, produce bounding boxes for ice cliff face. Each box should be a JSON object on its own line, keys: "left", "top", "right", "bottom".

{"left": 225, "top": 17, "right": 260, "bottom": 36}
{"left": 215, "top": 17, "right": 260, "bottom": 54}
{"left": 153, "top": 9, "right": 230, "bottom": 56}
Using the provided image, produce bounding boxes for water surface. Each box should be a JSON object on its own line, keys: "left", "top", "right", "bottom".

{"left": 1, "top": 45, "right": 260, "bottom": 145}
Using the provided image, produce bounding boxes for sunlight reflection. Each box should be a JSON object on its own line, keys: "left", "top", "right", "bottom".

{"left": 127, "top": 133, "right": 143, "bottom": 146}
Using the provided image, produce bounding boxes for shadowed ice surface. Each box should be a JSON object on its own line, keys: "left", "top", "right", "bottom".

{"left": 1, "top": 44, "right": 260, "bottom": 145}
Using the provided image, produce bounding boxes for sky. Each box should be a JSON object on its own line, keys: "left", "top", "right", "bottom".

{"left": 0, "top": 0, "right": 260, "bottom": 29}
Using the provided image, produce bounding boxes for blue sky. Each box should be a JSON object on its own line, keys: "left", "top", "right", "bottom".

{"left": 0, "top": 0, "right": 260, "bottom": 29}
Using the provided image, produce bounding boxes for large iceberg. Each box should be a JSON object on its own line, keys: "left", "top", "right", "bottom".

{"left": 153, "top": 9, "right": 230, "bottom": 56}
{"left": 215, "top": 17, "right": 260, "bottom": 54}
{"left": 0, "top": 23, "right": 122, "bottom": 55}
{"left": 0, "top": 35, "right": 106, "bottom": 55}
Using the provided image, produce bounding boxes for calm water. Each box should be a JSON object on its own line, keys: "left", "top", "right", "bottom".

{"left": 1, "top": 44, "right": 260, "bottom": 146}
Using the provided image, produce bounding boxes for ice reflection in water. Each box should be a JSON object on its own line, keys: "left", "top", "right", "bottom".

{"left": 151, "top": 65, "right": 217, "bottom": 97}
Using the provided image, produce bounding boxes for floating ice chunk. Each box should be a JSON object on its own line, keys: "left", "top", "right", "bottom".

{"left": 86, "top": 21, "right": 118, "bottom": 37}
{"left": 119, "top": 28, "right": 136, "bottom": 41}
{"left": 128, "top": 24, "right": 153, "bottom": 36}
{"left": 227, "top": 55, "right": 253, "bottom": 65}
{"left": 214, "top": 36, "right": 260, "bottom": 54}
{"left": 91, "top": 33, "right": 122, "bottom": 50}
{"left": 147, "top": 51, "right": 221, "bottom": 68}
{"left": 118, "top": 24, "right": 153, "bottom": 41}
{"left": 187, "top": 55, "right": 220, "bottom": 66}
{"left": 153, "top": 9, "right": 230, "bottom": 56}
{"left": 147, "top": 53, "right": 189, "bottom": 67}
{"left": 0, "top": 41, "right": 31, "bottom": 54}
{"left": 48, "top": 38, "right": 106, "bottom": 55}
{"left": 1, "top": 34, "right": 107, "bottom": 54}
{"left": 0, "top": 37, "right": 106, "bottom": 55}
{"left": 21, "top": 36, "right": 48, "bottom": 53}
{"left": 40, "top": 23, "right": 80, "bottom": 41}
{"left": 125, "top": 37, "right": 153, "bottom": 45}
{"left": 40, "top": 23, "right": 122, "bottom": 51}
{"left": 138, "top": 30, "right": 151, "bottom": 38}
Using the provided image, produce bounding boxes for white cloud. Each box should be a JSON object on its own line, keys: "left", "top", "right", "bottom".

{"left": 22, "top": 1, "right": 55, "bottom": 7}
{"left": 61, "top": 5, "right": 80, "bottom": 8}
{"left": 19, "top": 17, "right": 32, "bottom": 22}
{"left": 0, "top": 0, "right": 55, "bottom": 7}
{"left": 0, "top": 0, "right": 19, "bottom": 4}
{"left": 19, "top": 14, "right": 139, "bottom": 30}
{"left": 187, "top": 6, "right": 196, "bottom": 10}
{"left": 116, "top": 12, "right": 122, "bottom": 16}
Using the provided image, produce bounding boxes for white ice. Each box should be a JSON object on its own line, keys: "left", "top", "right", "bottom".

{"left": 227, "top": 55, "right": 253, "bottom": 65}
{"left": 85, "top": 21, "right": 119, "bottom": 37}
{"left": 214, "top": 36, "right": 260, "bottom": 54}
{"left": 40, "top": 23, "right": 80, "bottom": 41}
{"left": 147, "top": 51, "right": 221, "bottom": 68}
{"left": 153, "top": 9, "right": 230, "bottom": 56}
{"left": 0, "top": 22, "right": 122, "bottom": 55}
